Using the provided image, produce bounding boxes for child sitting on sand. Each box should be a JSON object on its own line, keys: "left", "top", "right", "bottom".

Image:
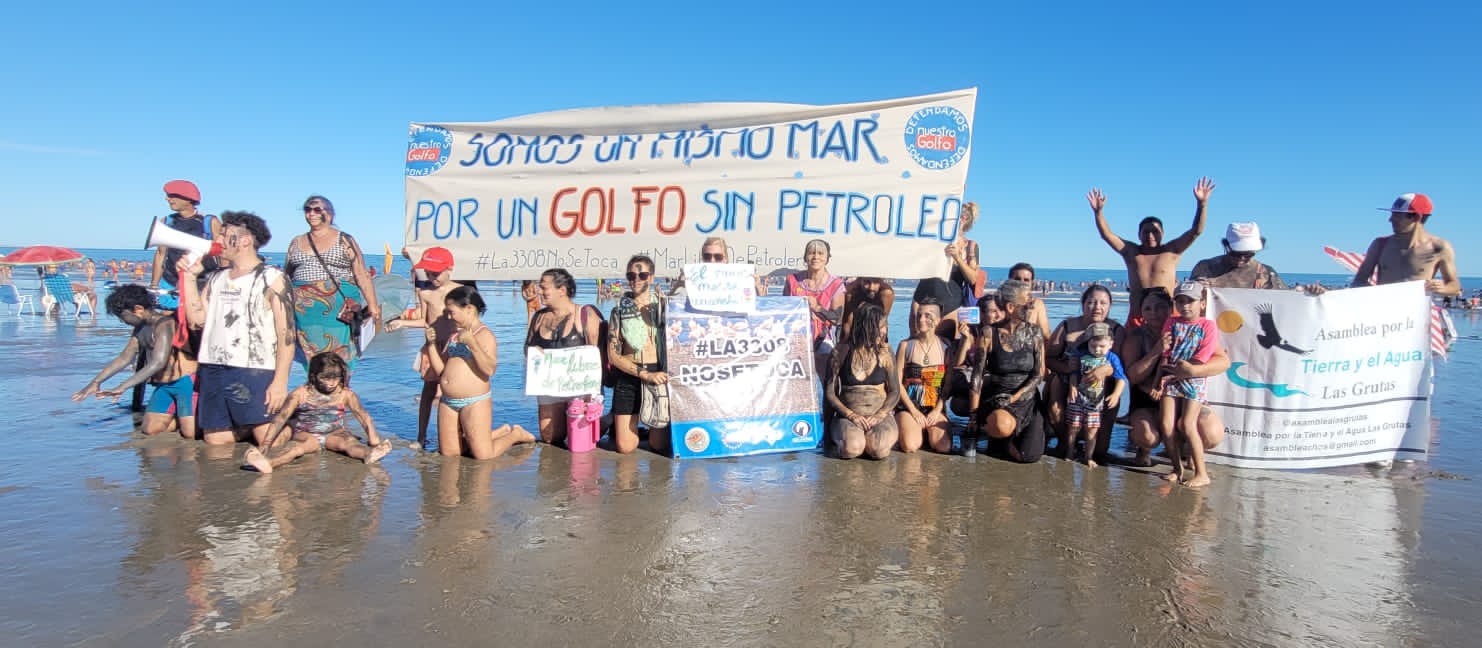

{"left": 1067, "top": 322, "right": 1125, "bottom": 468}
{"left": 1157, "top": 281, "right": 1220, "bottom": 487}
{"left": 244, "top": 352, "right": 391, "bottom": 473}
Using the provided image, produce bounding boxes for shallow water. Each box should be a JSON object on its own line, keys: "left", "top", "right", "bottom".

{"left": 1, "top": 284, "right": 1479, "bottom": 647}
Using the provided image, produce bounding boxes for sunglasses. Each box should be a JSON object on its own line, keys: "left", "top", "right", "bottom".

{"left": 701, "top": 253, "right": 725, "bottom": 262}
{"left": 304, "top": 206, "right": 326, "bottom": 214}
{"left": 626, "top": 271, "right": 652, "bottom": 281}
{"left": 1231, "top": 251, "right": 1256, "bottom": 260}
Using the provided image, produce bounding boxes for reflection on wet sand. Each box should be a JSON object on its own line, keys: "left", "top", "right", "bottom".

{"left": 3, "top": 289, "right": 1477, "bottom": 647}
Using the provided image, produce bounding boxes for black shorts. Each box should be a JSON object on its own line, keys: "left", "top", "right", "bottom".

{"left": 611, "top": 362, "right": 661, "bottom": 416}
{"left": 911, "top": 278, "right": 961, "bottom": 315}
{"left": 197, "top": 363, "right": 275, "bottom": 431}
{"left": 1130, "top": 388, "right": 1158, "bottom": 412}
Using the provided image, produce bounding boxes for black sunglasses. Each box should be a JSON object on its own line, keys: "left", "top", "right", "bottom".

{"left": 701, "top": 253, "right": 725, "bottom": 262}
{"left": 626, "top": 271, "right": 651, "bottom": 281}
{"left": 304, "top": 206, "right": 326, "bottom": 214}
{"left": 1231, "top": 251, "right": 1256, "bottom": 259}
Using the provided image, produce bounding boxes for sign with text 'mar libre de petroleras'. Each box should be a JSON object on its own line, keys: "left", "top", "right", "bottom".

{"left": 403, "top": 89, "right": 976, "bottom": 280}
{"left": 1206, "top": 282, "right": 1433, "bottom": 469}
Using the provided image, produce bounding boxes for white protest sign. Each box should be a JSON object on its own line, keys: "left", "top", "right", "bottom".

{"left": 1205, "top": 282, "right": 1432, "bottom": 469}
{"left": 404, "top": 89, "right": 976, "bottom": 280}
{"left": 524, "top": 345, "right": 603, "bottom": 398}
{"left": 682, "top": 263, "right": 756, "bottom": 312}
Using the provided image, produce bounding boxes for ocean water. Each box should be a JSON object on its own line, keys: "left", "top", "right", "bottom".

{"left": 2, "top": 249, "right": 1480, "bottom": 646}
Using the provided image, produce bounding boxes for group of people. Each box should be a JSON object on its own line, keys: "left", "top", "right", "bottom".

{"left": 71, "top": 178, "right": 1460, "bottom": 488}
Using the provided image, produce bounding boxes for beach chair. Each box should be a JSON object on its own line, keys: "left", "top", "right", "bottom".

{"left": 41, "top": 273, "right": 93, "bottom": 318}
{"left": 1, "top": 283, "right": 35, "bottom": 315}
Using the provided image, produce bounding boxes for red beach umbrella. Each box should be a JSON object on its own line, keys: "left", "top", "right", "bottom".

{"left": 0, "top": 245, "right": 86, "bottom": 266}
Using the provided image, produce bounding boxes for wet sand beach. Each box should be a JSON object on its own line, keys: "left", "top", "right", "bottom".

{"left": 2, "top": 285, "right": 1479, "bottom": 647}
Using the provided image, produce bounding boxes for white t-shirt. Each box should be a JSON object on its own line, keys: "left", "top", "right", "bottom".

{"left": 199, "top": 265, "right": 284, "bottom": 370}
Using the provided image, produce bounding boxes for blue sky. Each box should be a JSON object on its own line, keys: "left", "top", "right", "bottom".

{"left": 1, "top": 1, "right": 1477, "bottom": 275}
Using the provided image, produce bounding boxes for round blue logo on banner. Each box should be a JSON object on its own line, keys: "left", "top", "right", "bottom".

{"left": 405, "top": 125, "right": 453, "bottom": 177}
{"left": 903, "top": 106, "right": 970, "bottom": 170}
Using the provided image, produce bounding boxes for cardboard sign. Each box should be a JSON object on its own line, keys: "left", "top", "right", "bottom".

{"left": 682, "top": 263, "right": 756, "bottom": 313}
{"left": 665, "top": 296, "right": 822, "bottom": 458}
{"left": 524, "top": 345, "right": 603, "bottom": 398}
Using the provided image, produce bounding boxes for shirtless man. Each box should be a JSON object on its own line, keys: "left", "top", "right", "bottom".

{"left": 1351, "top": 193, "right": 1460, "bottom": 296}
{"left": 73, "top": 284, "right": 197, "bottom": 438}
{"left": 1090, "top": 177, "right": 1215, "bottom": 322}
{"left": 385, "top": 247, "right": 462, "bottom": 450}
{"left": 840, "top": 277, "right": 894, "bottom": 339}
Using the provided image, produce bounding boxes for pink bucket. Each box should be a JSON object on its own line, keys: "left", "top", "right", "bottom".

{"left": 566, "top": 395, "right": 602, "bottom": 453}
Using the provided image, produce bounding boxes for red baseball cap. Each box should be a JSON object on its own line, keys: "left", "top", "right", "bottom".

{"left": 163, "top": 180, "right": 201, "bottom": 203}
{"left": 1379, "top": 193, "right": 1433, "bottom": 216}
{"left": 413, "top": 247, "right": 454, "bottom": 273}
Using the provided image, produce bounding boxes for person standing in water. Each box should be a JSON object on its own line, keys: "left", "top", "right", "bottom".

{"left": 1351, "top": 193, "right": 1460, "bottom": 296}
{"left": 385, "top": 247, "right": 463, "bottom": 450}
{"left": 1090, "top": 177, "right": 1214, "bottom": 322}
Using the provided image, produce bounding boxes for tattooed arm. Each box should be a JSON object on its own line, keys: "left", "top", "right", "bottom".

{"left": 266, "top": 272, "right": 297, "bottom": 414}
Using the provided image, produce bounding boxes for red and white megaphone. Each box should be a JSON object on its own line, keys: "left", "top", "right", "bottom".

{"left": 144, "top": 218, "right": 222, "bottom": 265}
{"left": 144, "top": 218, "right": 224, "bottom": 349}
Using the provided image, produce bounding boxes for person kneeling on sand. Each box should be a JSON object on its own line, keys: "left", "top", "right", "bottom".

{"left": 1121, "top": 287, "right": 1230, "bottom": 469}
{"left": 429, "top": 286, "right": 537, "bottom": 458}
{"left": 245, "top": 352, "right": 390, "bottom": 473}
{"left": 826, "top": 304, "right": 900, "bottom": 459}
{"left": 73, "top": 285, "right": 198, "bottom": 439}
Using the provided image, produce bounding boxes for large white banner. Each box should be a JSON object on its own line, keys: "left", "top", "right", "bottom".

{"left": 403, "top": 89, "right": 976, "bottom": 280}
{"left": 1206, "top": 282, "right": 1432, "bottom": 469}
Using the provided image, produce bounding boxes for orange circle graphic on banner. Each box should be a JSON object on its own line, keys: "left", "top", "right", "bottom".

{"left": 1216, "top": 310, "right": 1244, "bottom": 334}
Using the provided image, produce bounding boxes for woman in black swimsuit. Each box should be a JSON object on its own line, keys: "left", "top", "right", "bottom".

{"left": 523, "top": 268, "right": 601, "bottom": 445}
{"left": 825, "top": 304, "right": 899, "bottom": 460}
{"left": 969, "top": 280, "right": 1047, "bottom": 462}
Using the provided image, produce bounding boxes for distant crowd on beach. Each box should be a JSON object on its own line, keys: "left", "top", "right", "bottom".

{"left": 64, "top": 178, "right": 1458, "bottom": 489}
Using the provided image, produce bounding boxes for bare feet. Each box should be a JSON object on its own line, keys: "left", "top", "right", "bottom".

{"left": 1161, "top": 470, "right": 1182, "bottom": 483}
{"left": 366, "top": 440, "right": 392, "bottom": 464}
{"left": 1184, "top": 473, "right": 1211, "bottom": 488}
{"left": 511, "top": 425, "right": 538, "bottom": 445}
{"left": 1086, "top": 458, "right": 1099, "bottom": 469}
{"left": 244, "top": 447, "right": 273, "bottom": 474}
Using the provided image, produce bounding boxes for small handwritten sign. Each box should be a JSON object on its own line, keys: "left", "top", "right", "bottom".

{"left": 525, "top": 345, "right": 603, "bottom": 397}
{"left": 683, "top": 263, "right": 756, "bottom": 313}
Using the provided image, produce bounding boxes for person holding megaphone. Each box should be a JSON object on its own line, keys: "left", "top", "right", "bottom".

{"left": 150, "top": 180, "right": 221, "bottom": 293}
{"left": 178, "top": 211, "right": 296, "bottom": 448}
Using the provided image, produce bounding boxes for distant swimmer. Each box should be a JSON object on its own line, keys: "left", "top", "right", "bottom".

{"left": 1351, "top": 193, "right": 1460, "bottom": 296}
{"left": 1090, "top": 177, "right": 1214, "bottom": 322}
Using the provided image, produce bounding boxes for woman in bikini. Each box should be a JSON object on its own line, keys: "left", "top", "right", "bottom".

{"left": 524, "top": 268, "right": 602, "bottom": 446}
{"left": 826, "top": 304, "right": 899, "bottom": 460}
{"left": 426, "top": 286, "right": 536, "bottom": 459}
{"left": 244, "top": 352, "right": 391, "bottom": 473}
{"left": 894, "top": 300, "right": 954, "bottom": 454}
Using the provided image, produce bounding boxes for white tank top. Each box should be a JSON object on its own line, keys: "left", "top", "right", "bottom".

{"left": 199, "top": 265, "right": 284, "bottom": 370}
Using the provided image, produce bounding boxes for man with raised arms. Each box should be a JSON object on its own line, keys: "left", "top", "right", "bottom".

{"left": 1351, "top": 193, "right": 1460, "bottom": 296}
{"left": 1090, "top": 177, "right": 1215, "bottom": 322}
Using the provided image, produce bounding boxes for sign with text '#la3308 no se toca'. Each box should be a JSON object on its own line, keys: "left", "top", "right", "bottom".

{"left": 402, "top": 89, "right": 977, "bottom": 281}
